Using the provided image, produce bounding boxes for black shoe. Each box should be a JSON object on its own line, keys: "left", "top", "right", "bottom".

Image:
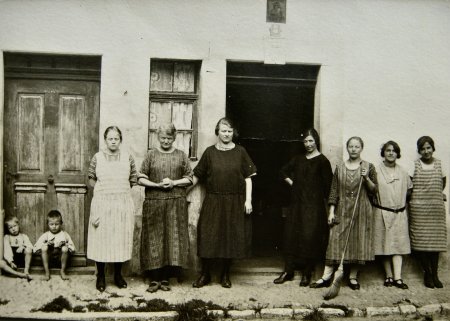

{"left": 309, "top": 278, "right": 332, "bottom": 288}
{"left": 432, "top": 276, "right": 443, "bottom": 288}
{"left": 192, "top": 274, "right": 211, "bottom": 288}
{"left": 393, "top": 279, "right": 408, "bottom": 290}
{"left": 96, "top": 275, "right": 106, "bottom": 292}
{"left": 384, "top": 277, "right": 394, "bottom": 287}
{"left": 299, "top": 274, "right": 311, "bottom": 287}
{"left": 114, "top": 274, "right": 127, "bottom": 289}
{"left": 221, "top": 274, "right": 232, "bottom": 288}
{"left": 424, "top": 272, "right": 435, "bottom": 288}
{"left": 273, "top": 272, "right": 294, "bottom": 284}
{"left": 348, "top": 278, "right": 360, "bottom": 290}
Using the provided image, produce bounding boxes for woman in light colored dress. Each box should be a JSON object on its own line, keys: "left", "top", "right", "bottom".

{"left": 138, "top": 123, "right": 193, "bottom": 293}
{"left": 310, "top": 136, "right": 377, "bottom": 290}
{"left": 373, "top": 141, "right": 412, "bottom": 289}
{"left": 87, "top": 126, "right": 137, "bottom": 292}
{"left": 409, "top": 136, "right": 447, "bottom": 288}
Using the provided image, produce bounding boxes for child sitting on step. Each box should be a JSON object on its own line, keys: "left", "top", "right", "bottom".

{"left": 33, "top": 210, "right": 75, "bottom": 280}
{"left": 3, "top": 214, "right": 33, "bottom": 280}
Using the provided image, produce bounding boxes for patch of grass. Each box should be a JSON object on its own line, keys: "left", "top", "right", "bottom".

{"left": 175, "top": 301, "right": 218, "bottom": 321}
{"left": 132, "top": 298, "right": 173, "bottom": 312}
{"left": 0, "top": 299, "right": 9, "bottom": 306}
{"left": 304, "top": 308, "right": 329, "bottom": 321}
{"left": 33, "top": 296, "right": 72, "bottom": 313}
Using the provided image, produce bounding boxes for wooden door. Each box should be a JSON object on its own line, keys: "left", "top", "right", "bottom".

{"left": 3, "top": 66, "right": 100, "bottom": 266}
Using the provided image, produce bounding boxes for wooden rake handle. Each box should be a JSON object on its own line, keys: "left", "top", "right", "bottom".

{"left": 339, "top": 175, "right": 364, "bottom": 267}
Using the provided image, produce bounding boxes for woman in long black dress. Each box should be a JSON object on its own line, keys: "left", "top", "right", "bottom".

{"left": 273, "top": 128, "right": 333, "bottom": 286}
{"left": 192, "top": 117, "right": 256, "bottom": 288}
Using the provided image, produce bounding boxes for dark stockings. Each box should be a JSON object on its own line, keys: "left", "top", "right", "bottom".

{"left": 96, "top": 262, "right": 105, "bottom": 277}
{"left": 415, "top": 251, "right": 443, "bottom": 288}
{"left": 150, "top": 266, "right": 174, "bottom": 282}
{"left": 95, "top": 262, "right": 106, "bottom": 292}
{"left": 201, "top": 258, "right": 212, "bottom": 277}
{"left": 221, "top": 258, "right": 232, "bottom": 279}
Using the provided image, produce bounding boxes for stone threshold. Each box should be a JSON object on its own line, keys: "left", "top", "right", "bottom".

{"left": 2, "top": 303, "right": 450, "bottom": 320}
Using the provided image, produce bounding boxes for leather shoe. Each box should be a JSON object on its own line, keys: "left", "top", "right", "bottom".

{"left": 393, "top": 279, "right": 408, "bottom": 290}
{"left": 192, "top": 274, "right": 211, "bottom": 288}
{"left": 221, "top": 275, "right": 232, "bottom": 288}
{"left": 96, "top": 275, "right": 106, "bottom": 292}
{"left": 273, "top": 272, "right": 294, "bottom": 284}
{"left": 309, "top": 278, "right": 332, "bottom": 288}
{"left": 114, "top": 274, "right": 127, "bottom": 288}
{"left": 348, "top": 278, "right": 360, "bottom": 290}
{"left": 299, "top": 274, "right": 311, "bottom": 287}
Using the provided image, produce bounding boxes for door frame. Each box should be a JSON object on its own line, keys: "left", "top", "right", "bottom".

{"left": 225, "top": 60, "right": 322, "bottom": 257}
{"left": 0, "top": 52, "right": 101, "bottom": 263}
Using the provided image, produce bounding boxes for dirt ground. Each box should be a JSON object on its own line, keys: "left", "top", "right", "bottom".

{"left": 0, "top": 271, "right": 449, "bottom": 318}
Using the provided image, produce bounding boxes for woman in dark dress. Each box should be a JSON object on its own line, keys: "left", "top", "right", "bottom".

{"left": 273, "top": 129, "right": 333, "bottom": 286}
{"left": 192, "top": 118, "right": 257, "bottom": 288}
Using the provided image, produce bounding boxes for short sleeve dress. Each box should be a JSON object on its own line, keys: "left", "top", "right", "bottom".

{"left": 325, "top": 161, "right": 377, "bottom": 265}
{"left": 373, "top": 162, "right": 412, "bottom": 255}
{"left": 87, "top": 151, "right": 137, "bottom": 262}
{"left": 139, "top": 148, "right": 193, "bottom": 271}
{"left": 194, "top": 145, "right": 257, "bottom": 259}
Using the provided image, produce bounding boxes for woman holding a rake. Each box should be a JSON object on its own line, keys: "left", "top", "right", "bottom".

{"left": 310, "top": 136, "right": 377, "bottom": 295}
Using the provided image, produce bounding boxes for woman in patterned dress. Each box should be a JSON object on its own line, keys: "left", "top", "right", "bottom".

{"left": 310, "top": 136, "right": 377, "bottom": 290}
{"left": 138, "top": 123, "right": 193, "bottom": 293}
{"left": 192, "top": 117, "right": 257, "bottom": 289}
{"left": 373, "top": 141, "right": 412, "bottom": 289}
{"left": 409, "top": 136, "right": 447, "bottom": 288}
{"left": 87, "top": 126, "right": 137, "bottom": 292}
{"left": 273, "top": 128, "right": 333, "bottom": 287}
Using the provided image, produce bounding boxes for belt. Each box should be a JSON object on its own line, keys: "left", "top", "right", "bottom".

{"left": 373, "top": 204, "right": 406, "bottom": 213}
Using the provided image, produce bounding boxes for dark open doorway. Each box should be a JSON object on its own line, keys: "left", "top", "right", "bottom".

{"left": 226, "top": 62, "right": 320, "bottom": 257}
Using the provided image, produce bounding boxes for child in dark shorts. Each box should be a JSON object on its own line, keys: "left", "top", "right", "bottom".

{"left": 33, "top": 210, "right": 75, "bottom": 280}
{"left": 3, "top": 214, "right": 33, "bottom": 280}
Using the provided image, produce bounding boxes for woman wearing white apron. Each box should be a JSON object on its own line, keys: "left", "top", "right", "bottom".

{"left": 87, "top": 126, "right": 137, "bottom": 292}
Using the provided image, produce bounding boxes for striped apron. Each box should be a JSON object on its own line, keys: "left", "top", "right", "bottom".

{"left": 409, "top": 159, "right": 447, "bottom": 252}
{"left": 87, "top": 152, "right": 135, "bottom": 262}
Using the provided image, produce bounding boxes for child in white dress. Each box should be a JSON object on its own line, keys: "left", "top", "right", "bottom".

{"left": 34, "top": 210, "right": 75, "bottom": 280}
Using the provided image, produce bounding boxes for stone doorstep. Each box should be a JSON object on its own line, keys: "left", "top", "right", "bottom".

{"left": 3, "top": 303, "right": 450, "bottom": 320}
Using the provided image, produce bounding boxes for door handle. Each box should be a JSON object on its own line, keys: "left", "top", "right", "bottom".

{"left": 47, "top": 175, "right": 54, "bottom": 184}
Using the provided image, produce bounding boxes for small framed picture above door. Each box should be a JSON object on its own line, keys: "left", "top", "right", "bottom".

{"left": 267, "top": 0, "right": 286, "bottom": 24}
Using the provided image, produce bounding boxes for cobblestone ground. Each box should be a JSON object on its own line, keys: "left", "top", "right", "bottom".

{"left": 0, "top": 272, "right": 449, "bottom": 318}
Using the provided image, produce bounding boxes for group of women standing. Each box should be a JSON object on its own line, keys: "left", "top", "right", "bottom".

{"left": 276, "top": 132, "right": 446, "bottom": 291}
{"left": 87, "top": 118, "right": 255, "bottom": 292}
{"left": 86, "top": 121, "right": 446, "bottom": 293}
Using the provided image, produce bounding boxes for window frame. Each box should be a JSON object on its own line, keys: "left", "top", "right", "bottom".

{"left": 148, "top": 59, "right": 200, "bottom": 160}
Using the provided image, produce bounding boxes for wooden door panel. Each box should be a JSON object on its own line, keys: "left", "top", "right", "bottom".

{"left": 4, "top": 79, "right": 99, "bottom": 266}
{"left": 55, "top": 184, "right": 87, "bottom": 266}
{"left": 18, "top": 94, "right": 45, "bottom": 173}
{"left": 59, "top": 95, "right": 85, "bottom": 173}
{"left": 14, "top": 183, "right": 47, "bottom": 244}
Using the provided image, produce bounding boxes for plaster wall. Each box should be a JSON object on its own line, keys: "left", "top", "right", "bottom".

{"left": 0, "top": 0, "right": 449, "bottom": 274}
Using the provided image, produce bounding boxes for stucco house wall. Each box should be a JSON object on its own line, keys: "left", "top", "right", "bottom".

{"left": 0, "top": 0, "right": 449, "bottom": 275}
